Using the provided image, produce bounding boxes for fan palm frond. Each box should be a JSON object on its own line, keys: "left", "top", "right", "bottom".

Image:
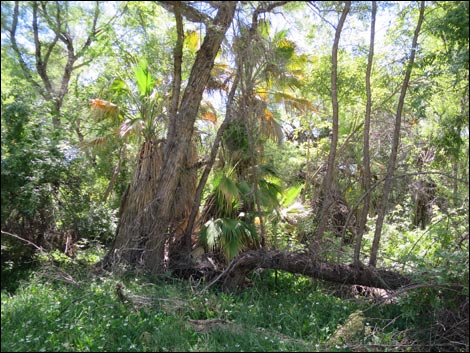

{"left": 214, "top": 173, "right": 240, "bottom": 215}
{"left": 185, "top": 30, "right": 200, "bottom": 52}
{"left": 199, "top": 218, "right": 259, "bottom": 260}
{"left": 280, "top": 184, "right": 303, "bottom": 208}
{"left": 258, "top": 179, "right": 282, "bottom": 210}
{"left": 272, "top": 92, "right": 319, "bottom": 114}
{"left": 132, "top": 59, "right": 155, "bottom": 97}
{"left": 198, "top": 100, "right": 218, "bottom": 124}
{"left": 119, "top": 117, "right": 144, "bottom": 138}
{"left": 258, "top": 163, "right": 279, "bottom": 178}
{"left": 80, "top": 136, "right": 109, "bottom": 148}
{"left": 206, "top": 63, "right": 234, "bottom": 93}
{"left": 90, "top": 98, "right": 120, "bottom": 122}
{"left": 258, "top": 109, "right": 284, "bottom": 143}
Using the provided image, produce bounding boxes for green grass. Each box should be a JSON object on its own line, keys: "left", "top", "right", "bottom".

{"left": 3, "top": 248, "right": 462, "bottom": 352}
{"left": 1, "top": 250, "right": 364, "bottom": 352}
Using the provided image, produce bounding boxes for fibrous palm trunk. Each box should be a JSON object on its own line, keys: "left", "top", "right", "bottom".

{"left": 105, "top": 139, "right": 198, "bottom": 270}
{"left": 105, "top": 2, "right": 236, "bottom": 273}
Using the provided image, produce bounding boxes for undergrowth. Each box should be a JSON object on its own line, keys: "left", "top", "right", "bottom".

{"left": 1, "top": 247, "right": 468, "bottom": 352}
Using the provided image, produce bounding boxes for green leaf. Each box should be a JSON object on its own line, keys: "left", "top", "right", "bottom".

{"left": 132, "top": 59, "right": 155, "bottom": 97}
{"left": 199, "top": 218, "right": 258, "bottom": 260}
{"left": 258, "top": 179, "right": 282, "bottom": 210}
{"left": 258, "top": 19, "right": 271, "bottom": 38}
{"left": 281, "top": 184, "right": 303, "bottom": 207}
{"left": 275, "top": 38, "right": 296, "bottom": 60}
{"left": 109, "top": 78, "right": 129, "bottom": 93}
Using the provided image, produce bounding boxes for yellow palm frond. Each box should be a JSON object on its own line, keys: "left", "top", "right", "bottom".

{"left": 272, "top": 92, "right": 319, "bottom": 114}
{"left": 80, "top": 136, "right": 109, "bottom": 148}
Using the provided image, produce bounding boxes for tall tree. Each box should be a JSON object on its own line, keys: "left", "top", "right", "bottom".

{"left": 312, "top": 1, "right": 351, "bottom": 246}
{"left": 353, "top": 1, "right": 376, "bottom": 266}
{"left": 105, "top": 1, "right": 237, "bottom": 273}
{"left": 369, "top": 1, "right": 426, "bottom": 267}
{"left": 5, "top": 1, "right": 103, "bottom": 130}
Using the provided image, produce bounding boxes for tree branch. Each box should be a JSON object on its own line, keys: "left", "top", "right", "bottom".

{"left": 8, "top": 1, "right": 51, "bottom": 99}
{"left": 157, "top": 1, "right": 212, "bottom": 24}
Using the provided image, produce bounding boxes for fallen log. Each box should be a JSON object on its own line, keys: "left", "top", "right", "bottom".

{"left": 216, "top": 250, "right": 412, "bottom": 292}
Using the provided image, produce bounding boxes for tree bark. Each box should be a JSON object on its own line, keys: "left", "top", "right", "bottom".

{"left": 313, "top": 1, "right": 351, "bottom": 245}
{"left": 218, "top": 250, "right": 411, "bottom": 292}
{"left": 369, "top": 1, "right": 425, "bottom": 267}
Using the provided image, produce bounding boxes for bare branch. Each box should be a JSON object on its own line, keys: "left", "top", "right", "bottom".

{"left": 33, "top": 1, "right": 53, "bottom": 93}
{"left": 1, "top": 230, "right": 45, "bottom": 253}
{"left": 307, "top": 1, "right": 336, "bottom": 29}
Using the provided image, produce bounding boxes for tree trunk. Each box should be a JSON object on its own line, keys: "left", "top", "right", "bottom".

{"left": 354, "top": 1, "right": 376, "bottom": 266}
{"left": 104, "top": 140, "right": 198, "bottom": 269}
{"left": 143, "top": 3, "right": 236, "bottom": 273}
{"left": 313, "top": 1, "right": 351, "bottom": 245}
{"left": 182, "top": 73, "right": 240, "bottom": 253}
{"left": 106, "top": 2, "right": 237, "bottom": 273}
{"left": 105, "top": 140, "right": 165, "bottom": 267}
{"left": 369, "top": 1, "right": 425, "bottom": 267}
{"left": 218, "top": 250, "right": 411, "bottom": 292}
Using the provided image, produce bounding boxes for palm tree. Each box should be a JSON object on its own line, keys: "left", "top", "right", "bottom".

{"left": 196, "top": 21, "right": 317, "bottom": 259}
{"left": 89, "top": 59, "right": 199, "bottom": 269}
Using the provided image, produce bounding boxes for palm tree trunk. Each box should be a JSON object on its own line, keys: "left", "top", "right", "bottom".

{"left": 140, "top": 3, "right": 236, "bottom": 273}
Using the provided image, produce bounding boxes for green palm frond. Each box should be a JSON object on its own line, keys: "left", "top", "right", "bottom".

{"left": 258, "top": 179, "right": 282, "bottom": 210}
{"left": 199, "top": 218, "right": 259, "bottom": 260}
{"left": 275, "top": 38, "right": 296, "bottom": 60}
{"left": 236, "top": 180, "right": 252, "bottom": 207}
{"left": 132, "top": 59, "right": 155, "bottom": 97}
{"left": 258, "top": 163, "right": 279, "bottom": 178}
{"left": 203, "top": 218, "right": 222, "bottom": 249}
{"left": 281, "top": 184, "right": 303, "bottom": 208}
{"left": 214, "top": 174, "right": 240, "bottom": 215}
{"left": 108, "top": 78, "right": 130, "bottom": 95}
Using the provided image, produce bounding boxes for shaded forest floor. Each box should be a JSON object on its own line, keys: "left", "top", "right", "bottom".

{"left": 1, "top": 247, "right": 467, "bottom": 352}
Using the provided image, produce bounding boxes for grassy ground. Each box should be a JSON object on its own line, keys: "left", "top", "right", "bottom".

{"left": 0, "top": 248, "right": 440, "bottom": 352}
